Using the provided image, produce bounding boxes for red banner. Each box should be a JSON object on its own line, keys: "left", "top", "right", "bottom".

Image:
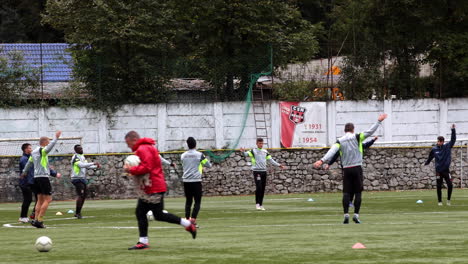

{"left": 280, "top": 102, "right": 301, "bottom": 148}
{"left": 280, "top": 102, "right": 327, "bottom": 148}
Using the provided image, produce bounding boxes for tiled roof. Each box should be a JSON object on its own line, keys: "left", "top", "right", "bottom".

{"left": 0, "top": 43, "right": 72, "bottom": 82}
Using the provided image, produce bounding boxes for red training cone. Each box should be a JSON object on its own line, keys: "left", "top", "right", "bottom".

{"left": 352, "top": 243, "right": 366, "bottom": 249}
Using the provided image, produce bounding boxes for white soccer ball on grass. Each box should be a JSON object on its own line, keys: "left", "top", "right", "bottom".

{"left": 124, "top": 155, "right": 141, "bottom": 167}
{"left": 35, "top": 236, "right": 52, "bottom": 252}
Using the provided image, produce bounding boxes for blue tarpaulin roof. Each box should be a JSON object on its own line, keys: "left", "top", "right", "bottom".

{"left": 0, "top": 43, "right": 72, "bottom": 82}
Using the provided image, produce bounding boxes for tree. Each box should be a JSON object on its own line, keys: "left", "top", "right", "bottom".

{"left": 0, "top": 50, "right": 41, "bottom": 106}
{"left": 43, "top": 0, "right": 180, "bottom": 106}
{"left": 425, "top": 0, "right": 468, "bottom": 98}
{"left": 43, "top": 0, "right": 320, "bottom": 104}
{"left": 0, "top": 0, "right": 63, "bottom": 43}
{"left": 329, "top": 0, "right": 468, "bottom": 99}
{"left": 174, "top": 0, "right": 320, "bottom": 101}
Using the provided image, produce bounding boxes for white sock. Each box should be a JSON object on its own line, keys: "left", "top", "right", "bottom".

{"left": 180, "top": 218, "right": 191, "bottom": 227}
{"left": 344, "top": 213, "right": 350, "bottom": 218}
{"left": 354, "top": 213, "right": 359, "bottom": 218}
{"left": 139, "top": 237, "right": 149, "bottom": 244}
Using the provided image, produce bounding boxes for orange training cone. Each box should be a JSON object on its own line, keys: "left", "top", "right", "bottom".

{"left": 352, "top": 243, "right": 366, "bottom": 249}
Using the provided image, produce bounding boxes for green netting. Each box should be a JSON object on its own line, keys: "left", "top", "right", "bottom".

{"left": 205, "top": 48, "right": 273, "bottom": 163}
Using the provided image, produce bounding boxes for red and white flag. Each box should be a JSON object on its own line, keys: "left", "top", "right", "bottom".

{"left": 280, "top": 102, "right": 327, "bottom": 148}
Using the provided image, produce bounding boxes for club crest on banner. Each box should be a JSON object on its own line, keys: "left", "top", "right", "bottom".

{"left": 289, "top": 105, "right": 306, "bottom": 125}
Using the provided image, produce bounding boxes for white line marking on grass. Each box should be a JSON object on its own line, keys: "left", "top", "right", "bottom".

{"left": 3, "top": 224, "right": 32, "bottom": 228}
{"left": 265, "top": 198, "right": 307, "bottom": 201}
{"left": 14, "top": 219, "right": 468, "bottom": 230}
{"left": 47, "top": 216, "right": 96, "bottom": 221}
{"left": 86, "top": 226, "right": 179, "bottom": 229}
{"left": 201, "top": 197, "right": 307, "bottom": 204}
{"left": 2, "top": 216, "right": 95, "bottom": 228}
{"left": 3, "top": 223, "right": 56, "bottom": 229}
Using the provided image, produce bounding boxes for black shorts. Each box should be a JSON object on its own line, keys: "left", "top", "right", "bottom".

{"left": 33, "top": 177, "right": 52, "bottom": 195}
{"left": 183, "top": 182, "right": 203, "bottom": 198}
{"left": 436, "top": 171, "right": 451, "bottom": 181}
{"left": 72, "top": 179, "right": 87, "bottom": 196}
{"left": 343, "top": 166, "right": 363, "bottom": 193}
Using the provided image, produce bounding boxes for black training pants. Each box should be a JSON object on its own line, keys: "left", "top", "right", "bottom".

{"left": 20, "top": 185, "right": 36, "bottom": 218}
{"left": 436, "top": 171, "right": 453, "bottom": 202}
{"left": 342, "top": 166, "right": 363, "bottom": 214}
{"left": 183, "top": 182, "right": 202, "bottom": 219}
{"left": 136, "top": 193, "right": 181, "bottom": 237}
{"left": 253, "top": 171, "right": 267, "bottom": 206}
{"left": 72, "top": 179, "right": 88, "bottom": 214}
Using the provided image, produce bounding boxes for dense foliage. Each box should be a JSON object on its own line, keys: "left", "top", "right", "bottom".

{"left": 328, "top": 0, "right": 468, "bottom": 99}
{"left": 0, "top": 50, "right": 41, "bottom": 107}
{"left": 40, "top": 0, "right": 319, "bottom": 105}
{"left": 1, "top": 0, "right": 467, "bottom": 104}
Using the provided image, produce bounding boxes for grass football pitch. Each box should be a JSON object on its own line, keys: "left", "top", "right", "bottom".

{"left": 2, "top": 190, "right": 468, "bottom": 264}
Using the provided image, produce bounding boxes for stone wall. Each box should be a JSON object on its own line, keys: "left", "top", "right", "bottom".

{"left": 1, "top": 147, "right": 467, "bottom": 202}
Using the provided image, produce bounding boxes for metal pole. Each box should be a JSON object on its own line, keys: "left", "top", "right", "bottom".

{"left": 461, "top": 143, "right": 463, "bottom": 188}
{"left": 465, "top": 143, "right": 468, "bottom": 188}
{"left": 40, "top": 43, "right": 44, "bottom": 101}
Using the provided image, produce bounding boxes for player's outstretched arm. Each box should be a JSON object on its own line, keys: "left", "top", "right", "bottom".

{"left": 449, "top": 124, "right": 456, "bottom": 148}
{"left": 72, "top": 154, "right": 94, "bottom": 169}
{"left": 325, "top": 152, "right": 340, "bottom": 169}
{"left": 159, "top": 155, "right": 172, "bottom": 166}
{"left": 44, "top": 130, "right": 62, "bottom": 154}
{"left": 378, "top": 113, "right": 388, "bottom": 122}
{"left": 239, "top": 147, "right": 249, "bottom": 157}
{"left": 78, "top": 161, "right": 99, "bottom": 169}
{"left": 363, "top": 136, "right": 378, "bottom": 149}
{"left": 314, "top": 143, "right": 340, "bottom": 169}
{"left": 313, "top": 160, "right": 324, "bottom": 169}
{"left": 266, "top": 153, "right": 284, "bottom": 169}
{"left": 363, "top": 114, "right": 387, "bottom": 138}
{"left": 424, "top": 149, "right": 434, "bottom": 165}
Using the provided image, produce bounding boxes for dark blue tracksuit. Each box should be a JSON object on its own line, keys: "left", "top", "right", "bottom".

{"left": 425, "top": 128, "right": 456, "bottom": 202}
{"left": 19, "top": 153, "right": 36, "bottom": 218}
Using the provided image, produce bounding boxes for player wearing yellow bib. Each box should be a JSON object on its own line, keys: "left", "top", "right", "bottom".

{"left": 240, "top": 138, "right": 285, "bottom": 210}
{"left": 181, "top": 137, "right": 211, "bottom": 225}
{"left": 71, "top": 144, "right": 100, "bottom": 219}
{"left": 22, "top": 131, "right": 62, "bottom": 228}
{"left": 314, "top": 114, "right": 387, "bottom": 224}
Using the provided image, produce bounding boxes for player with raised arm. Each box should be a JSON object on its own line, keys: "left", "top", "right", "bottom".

{"left": 240, "top": 138, "right": 286, "bottom": 210}
{"left": 324, "top": 137, "right": 378, "bottom": 207}
{"left": 71, "top": 144, "right": 101, "bottom": 219}
{"left": 22, "top": 131, "right": 62, "bottom": 228}
{"left": 124, "top": 131, "right": 196, "bottom": 250}
{"left": 314, "top": 114, "right": 387, "bottom": 224}
{"left": 19, "top": 143, "right": 61, "bottom": 223}
{"left": 425, "top": 124, "right": 456, "bottom": 206}
{"left": 181, "top": 137, "right": 212, "bottom": 226}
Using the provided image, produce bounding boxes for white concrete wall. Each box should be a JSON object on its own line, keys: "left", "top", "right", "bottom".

{"left": 334, "top": 100, "right": 385, "bottom": 139}
{"left": 0, "top": 98, "right": 467, "bottom": 154}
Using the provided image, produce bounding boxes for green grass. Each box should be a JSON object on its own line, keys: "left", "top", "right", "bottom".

{"left": 2, "top": 190, "right": 468, "bottom": 264}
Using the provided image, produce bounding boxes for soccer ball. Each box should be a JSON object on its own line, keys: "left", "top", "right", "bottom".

{"left": 147, "top": 210, "right": 154, "bottom": 221}
{"left": 35, "top": 236, "right": 52, "bottom": 252}
{"left": 124, "top": 155, "right": 141, "bottom": 167}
